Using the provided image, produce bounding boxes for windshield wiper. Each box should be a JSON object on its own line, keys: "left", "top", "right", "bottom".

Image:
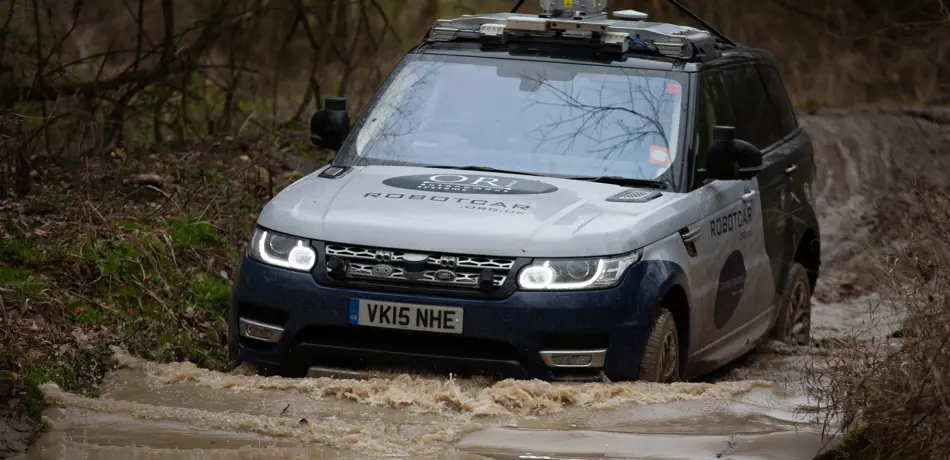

{"left": 569, "top": 176, "right": 669, "bottom": 190}
{"left": 422, "top": 165, "right": 546, "bottom": 178}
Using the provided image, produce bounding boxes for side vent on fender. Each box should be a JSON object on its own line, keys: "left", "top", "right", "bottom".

{"left": 605, "top": 189, "right": 662, "bottom": 203}
{"left": 678, "top": 224, "right": 701, "bottom": 258}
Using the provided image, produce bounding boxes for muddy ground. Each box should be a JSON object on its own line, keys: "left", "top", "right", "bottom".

{"left": 5, "top": 107, "right": 950, "bottom": 460}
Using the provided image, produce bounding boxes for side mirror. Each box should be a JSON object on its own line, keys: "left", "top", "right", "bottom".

{"left": 704, "top": 126, "right": 763, "bottom": 181}
{"left": 310, "top": 97, "right": 351, "bottom": 150}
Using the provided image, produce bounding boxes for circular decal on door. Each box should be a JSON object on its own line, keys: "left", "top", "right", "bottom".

{"left": 714, "top": 250, "right": 747, "bottom": 329}
{"left": 383, "top": 174, "right": 558, "bottom": 195}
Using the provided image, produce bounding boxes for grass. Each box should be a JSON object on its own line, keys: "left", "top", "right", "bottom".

{"left": 0, "top": 134, "right": 329, "bottom": 447}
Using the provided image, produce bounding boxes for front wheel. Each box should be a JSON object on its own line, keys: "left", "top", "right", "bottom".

{"left": 638, "top": 308, "right": 681, "bottom": 382}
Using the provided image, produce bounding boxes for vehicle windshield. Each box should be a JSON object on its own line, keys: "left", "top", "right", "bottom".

{"left": 334, "top": 53, "right": 688, "bottom": 182}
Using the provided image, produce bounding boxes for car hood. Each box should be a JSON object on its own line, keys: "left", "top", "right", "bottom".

{"left": 257, "top": 165, "right": 691, "bottom": 258}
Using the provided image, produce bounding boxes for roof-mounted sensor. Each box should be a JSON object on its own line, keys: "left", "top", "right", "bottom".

{"left": 434, "top": 0, "right": 738, "bottom": 60}
{"left": 539, "top": 0, "right": 608, "bottom": 20}
{"left": 427, "top": 10, "right": 720, "bottom": 61}
{"left": 613, "top": 9, "right": 649, "bottom": 20}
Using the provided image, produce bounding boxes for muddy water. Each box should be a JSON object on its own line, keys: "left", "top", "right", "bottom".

{"left": 30, "top": 354, "right": 824, "bottom": 460}
{"left": 25, "top": 109, "right": 949, "bottom": 460}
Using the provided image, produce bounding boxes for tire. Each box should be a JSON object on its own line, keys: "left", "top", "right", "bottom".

{"left": 638, "top": 308, "right": 681, "bottom": 382}
{"left": 770, "top": 262, "right": 813, "bottom": 345}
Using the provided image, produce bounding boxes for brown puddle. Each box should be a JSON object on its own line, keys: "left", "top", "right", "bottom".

{"left": 24, "top": 350, "right": 835, "bottom": 460}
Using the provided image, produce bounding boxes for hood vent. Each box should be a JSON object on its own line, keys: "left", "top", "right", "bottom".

{"left": 318, "top": 165, "right": 351, "bottom": 179}
{"left": 606, "top": 189, "right": 662, "bottom": 203}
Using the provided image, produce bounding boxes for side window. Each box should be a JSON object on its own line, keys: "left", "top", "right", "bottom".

{"left": 722, "top": 65, "right": 776, "bottom": 150}
{"left": 693, "top": 71, "right": 735, "bottom": 174}
{"left": 758, "top": 64, "right": 798, "bottom": 137}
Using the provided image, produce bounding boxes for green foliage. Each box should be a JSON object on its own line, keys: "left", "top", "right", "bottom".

{"left": 192, "top": 276, "right": 231, "bottom": 315}
{"left": 167, "top": 218, "right": 224, "bottom": 249}
{"left": 0, "top": 266, "right": 42, "bottom": 297}
{"left": 0, "top": 237, "right": 41, "bottom": 265}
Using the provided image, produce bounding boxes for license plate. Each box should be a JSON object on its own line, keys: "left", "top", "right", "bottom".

{"left": 348, "top": 299, "right": 463, "bottom": 334}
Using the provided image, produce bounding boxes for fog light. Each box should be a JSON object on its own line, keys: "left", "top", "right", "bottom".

{"left": 239, "top": 318, "right": 284, "bottom": 343}
{"left": 540, "top": 349, "right": 607, "bottom": 368}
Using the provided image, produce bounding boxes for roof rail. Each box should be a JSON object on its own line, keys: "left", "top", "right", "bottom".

{"left": 426, "top": 10, "right": 721, "bottom": 61}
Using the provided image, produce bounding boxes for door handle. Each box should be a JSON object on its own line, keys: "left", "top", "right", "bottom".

{"left": 784, "top": 164, "right": 798, "bottom": 175}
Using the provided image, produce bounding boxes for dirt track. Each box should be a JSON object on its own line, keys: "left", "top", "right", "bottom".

{"left": 8, "top": 108, "right": 950, "bottom": 460}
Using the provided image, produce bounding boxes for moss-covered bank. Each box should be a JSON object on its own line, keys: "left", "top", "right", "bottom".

{"left": 0, "top": 136, "right": 329, "bottom": 453}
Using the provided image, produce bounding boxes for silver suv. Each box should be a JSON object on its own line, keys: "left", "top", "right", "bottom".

{"left": 228, "top": 0, "right": 820, "bottom": 383}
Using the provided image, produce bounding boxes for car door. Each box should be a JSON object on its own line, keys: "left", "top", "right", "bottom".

{"left": 757, "top": 63, "right": 813, "bottom": 294}
{"left": 722, "top": 65, "right": 788, "bottom": 313}
{"left": 685, "top": 70, "right": 774, "bottom": 361}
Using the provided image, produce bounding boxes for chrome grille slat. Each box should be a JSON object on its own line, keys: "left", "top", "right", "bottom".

{"left": 326, "top": 245, "right": 514, "bottom": 270}
{"left": 325, "top": 244, "right": 514, "bottom": 290}
{"left": 347, "top": 263, "right": 506, "bottom": 287}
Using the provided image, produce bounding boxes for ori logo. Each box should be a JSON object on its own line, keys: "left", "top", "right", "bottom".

{"left": 382, "top": 174, "right": 558, "bottom": 195}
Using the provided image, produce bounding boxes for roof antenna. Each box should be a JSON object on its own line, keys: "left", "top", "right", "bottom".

{"left": 665, "top": 0, "right": 737, "bottom": 46}
{"left": 511, "top": 0, "right": 526, "bottom": 13}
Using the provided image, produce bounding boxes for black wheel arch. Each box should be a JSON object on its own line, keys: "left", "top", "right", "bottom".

{"left": 651, "top": 267, "right": 691, "bottom": 377}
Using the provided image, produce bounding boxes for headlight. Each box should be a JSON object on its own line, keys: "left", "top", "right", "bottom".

{"left": 248, "top": 227, "right": 317, "bottom": 271}
{"left": 517, "top": 250, "right": 641, "bottom": 290}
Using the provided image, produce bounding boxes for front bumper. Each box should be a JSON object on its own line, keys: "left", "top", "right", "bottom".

{"left": 229, "top": 255, "right": 671, "bottom": 382}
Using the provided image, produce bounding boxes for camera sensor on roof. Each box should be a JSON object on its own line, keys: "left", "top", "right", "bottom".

{"left": 539, "top": 0, "right": 608, "bottom": 19}
{"left": 613, "top": 9, "right": 649, "bottom": 20}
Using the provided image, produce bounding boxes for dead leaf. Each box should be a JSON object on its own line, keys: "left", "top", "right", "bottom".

{"left": 71, "top": 327, "right": 91, "bottom": 348}
{"left": 134, "top": 174, "right": 165, "bottom": 186}
{"left": 255, "top": 166, "right": 270, "bottom": 184}
{"left": 238, "top": 155, "right": 250, "bottom": 162}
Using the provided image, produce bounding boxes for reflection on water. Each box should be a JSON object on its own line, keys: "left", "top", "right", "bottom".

{"left": 25, "top": 351, "right": 833, "bottom": 460}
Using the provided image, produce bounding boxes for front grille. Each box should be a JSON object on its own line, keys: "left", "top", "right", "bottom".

{"left": 346, "top": 262, "right": 507, "bottom": 287}
{"left": 324, "top": 243, "right": 515, "bottom": 290}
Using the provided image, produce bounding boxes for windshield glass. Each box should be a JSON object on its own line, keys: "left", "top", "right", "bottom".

{"left": 335, "top": 54, "right": 688, "bottom": 182}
